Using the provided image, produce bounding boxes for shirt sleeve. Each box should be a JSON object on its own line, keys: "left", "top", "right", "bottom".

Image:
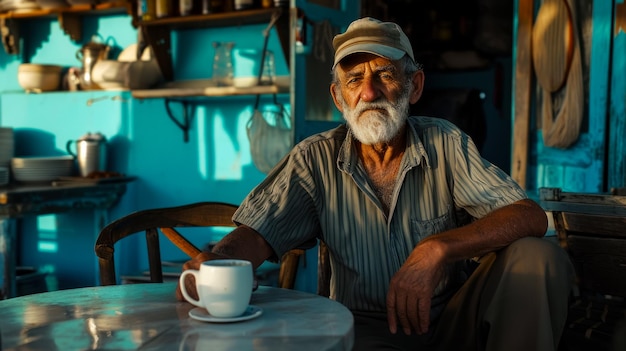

{"left": 232, "top": 146, "right": 321, "bottom": 261}
{"left": 450, "top": 131, "right": 528, "bottom": 219}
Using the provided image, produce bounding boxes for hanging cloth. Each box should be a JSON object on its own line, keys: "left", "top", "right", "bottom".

{"left": 247, "top": 97, "right": 292, "bottom": 174}
{"left": 531, "top": 0, "right": 584, "bottom": 148}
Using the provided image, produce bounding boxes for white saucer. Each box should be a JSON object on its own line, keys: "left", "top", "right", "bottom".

{"left": 189, "top": 305, "right": 262, "bottom": 323}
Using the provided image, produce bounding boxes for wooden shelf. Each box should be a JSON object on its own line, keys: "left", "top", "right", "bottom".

{"left": 139, "top": 7, "right": 283, "bottom": 29}
{"left": 139, "top": 7, "right": 290, "bottom": 81}
{"left": 0, "top": 1, "right": 131, "bottom": 52}
{"left": 132, "top": 77, "right": 290, "bottom": 99}
{"left": 0, "top": 1, "right": 129, "bottom": 20}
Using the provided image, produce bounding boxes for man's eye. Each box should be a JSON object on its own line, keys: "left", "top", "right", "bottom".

{"left": 380, "top": 73, "right": 394, "bottom": 80}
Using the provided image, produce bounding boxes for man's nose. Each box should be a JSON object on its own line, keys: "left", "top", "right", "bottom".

{"left": 359, "top": 77, "right": 382, "bottom": 102}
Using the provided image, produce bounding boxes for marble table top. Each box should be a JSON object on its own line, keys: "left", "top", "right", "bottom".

{"left": 0, "top": 283, "right": 354, "bottom": 350}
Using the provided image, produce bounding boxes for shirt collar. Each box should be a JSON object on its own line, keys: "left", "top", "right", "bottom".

{"left": 337, "top": 119, "right": 431, "bottom": 174}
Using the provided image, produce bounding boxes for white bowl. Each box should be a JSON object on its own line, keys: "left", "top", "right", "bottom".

{"left": 18, "top": 64, "right": 63, "bottom": 92}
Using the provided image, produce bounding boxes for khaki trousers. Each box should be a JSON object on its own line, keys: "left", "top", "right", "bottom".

{"left": 352, "top": 237, "right": 575, "bottom": 351}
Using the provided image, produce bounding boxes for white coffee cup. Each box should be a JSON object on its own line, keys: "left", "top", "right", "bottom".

{"left": 179, "top": 259, "right": 253, "bottom": 318}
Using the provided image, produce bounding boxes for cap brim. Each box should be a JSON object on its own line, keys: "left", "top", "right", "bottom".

{"left": 333, "top": 43, "right": 406, "bottom": 68}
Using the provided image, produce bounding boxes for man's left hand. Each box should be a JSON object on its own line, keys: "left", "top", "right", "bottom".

{"left": 386, "top": 239, "right": 446, "bottom": 336}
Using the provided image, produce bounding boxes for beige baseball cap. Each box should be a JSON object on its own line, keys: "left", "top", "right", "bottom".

{"left": 332, "top": 17, "right": 415, "bottom": 68}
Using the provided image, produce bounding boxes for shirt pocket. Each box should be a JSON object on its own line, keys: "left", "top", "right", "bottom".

{"left": 410, "top": 209, "right": 457, "bottom": 242}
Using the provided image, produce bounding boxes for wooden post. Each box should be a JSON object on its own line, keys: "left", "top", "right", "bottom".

{"left": 511, "top": 0, "right": 534, "bottom": 189}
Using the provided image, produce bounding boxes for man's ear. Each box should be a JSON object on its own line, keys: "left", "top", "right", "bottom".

{"left": 409, "top": 70, "right": 425, "bottom": 104}
{"left": 330, "top": 83, "right": 343, "bottom": 112}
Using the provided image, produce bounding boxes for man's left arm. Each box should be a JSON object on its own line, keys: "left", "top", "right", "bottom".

{"left": 424, "top": 198, "right": 547, "bottom": 260}
{"left": 387, "top": 198, "right": 547, "bottom": 336}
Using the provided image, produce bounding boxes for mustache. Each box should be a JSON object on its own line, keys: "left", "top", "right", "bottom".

{"left": 353, "top": 101, "right": 393, "bottom": 117}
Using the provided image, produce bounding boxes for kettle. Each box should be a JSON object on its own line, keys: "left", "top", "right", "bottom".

{"left": 76, "top": 36, "right": 111, "bottom": 90}
{"left": 66, "top": 132, "right": 107, "bottom": 177}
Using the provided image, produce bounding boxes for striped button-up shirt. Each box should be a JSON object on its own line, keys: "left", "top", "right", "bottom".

{"left": 233, "top": 116, "right": 527, "bottom": 316}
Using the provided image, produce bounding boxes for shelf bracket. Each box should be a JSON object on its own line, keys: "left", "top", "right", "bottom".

{"left": 0, "top": 17, "right": 19, "bottom": 55}
{"left": 164, "top": 99, "right": 194, "bottom": 143}
{"left": 58, "top": 12, "right": 82, "bottom": 42}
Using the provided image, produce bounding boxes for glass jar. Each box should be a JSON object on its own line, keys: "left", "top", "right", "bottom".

{"left": 212, "top": 42, "right": 235, "bottom": 87}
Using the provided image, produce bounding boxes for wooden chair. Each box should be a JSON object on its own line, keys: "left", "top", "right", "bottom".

{"left": 539, "top": 187, "right": 626, "bottom": 351}
{"left": 95, "top": 202, "right": 317, "bottom": 290}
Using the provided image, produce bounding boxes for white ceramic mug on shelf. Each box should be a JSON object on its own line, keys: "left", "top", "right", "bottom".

{"left": 179, "top": 259, "right": 253, "bottom": 318}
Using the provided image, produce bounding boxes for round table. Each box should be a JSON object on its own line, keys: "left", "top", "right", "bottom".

{"left": 0, "top": 283, "right": 354, "bottom": 350}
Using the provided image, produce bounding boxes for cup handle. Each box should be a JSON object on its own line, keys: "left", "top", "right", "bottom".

{"left": 66, "top": 140, "right": 76, "bottom": 157}
{"left": 179, "top": 270, "right": 203, "bottom": 308}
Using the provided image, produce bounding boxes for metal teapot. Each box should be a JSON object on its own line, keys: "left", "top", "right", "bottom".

{"left": 66, "top": 132, "right": 107, "bottom": 177}
{"left": 76, "top": 36, "right": 111, "bottom": 90}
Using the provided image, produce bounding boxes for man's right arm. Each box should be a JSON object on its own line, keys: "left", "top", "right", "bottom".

{"left": 210, "top": 225, "right": 275, "bottom": 268}
{"left": 175, "top": 225, "right": 274, "bottom": 301}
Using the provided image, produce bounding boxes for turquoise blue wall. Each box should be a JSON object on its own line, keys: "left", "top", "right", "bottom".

{"left": 0, "top": 13, "right": 313, "bottom": 291}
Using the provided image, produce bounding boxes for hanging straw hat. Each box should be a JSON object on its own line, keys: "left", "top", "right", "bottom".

{"left": 531, "top": 0, "right": 584, "bottom": 148}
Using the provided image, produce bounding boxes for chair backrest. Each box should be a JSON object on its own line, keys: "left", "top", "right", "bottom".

{"left": 95, "top": 202, "right": 329, "bottom": 293}
{"left": 96, "top": 202, "right": 237, "bottom": 286}
{"left": 539, "top": 187, "right": 626, "bottom": 297}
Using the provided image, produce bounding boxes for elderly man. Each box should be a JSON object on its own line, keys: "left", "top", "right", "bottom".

{"left": 178, "top": 17, "right": 574, "bottom": 351}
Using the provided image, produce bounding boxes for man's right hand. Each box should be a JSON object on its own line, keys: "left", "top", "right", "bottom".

{"left": 175, "top": 251, "right": 228, "bottom": 301}
{"left": 175, "top": 225, "right": 274, "bottom": 301}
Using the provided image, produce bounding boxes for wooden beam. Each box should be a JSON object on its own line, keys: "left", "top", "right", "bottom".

{"left": 511, "top": 0, "right": 534, "bottom": 189}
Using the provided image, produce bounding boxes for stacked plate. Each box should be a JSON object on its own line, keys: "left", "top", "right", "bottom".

{"left": 11, "top": 156, "right": 75, "bottom": 183}
{"left": 0, "top": 127, "right": 14, "bottom": 168}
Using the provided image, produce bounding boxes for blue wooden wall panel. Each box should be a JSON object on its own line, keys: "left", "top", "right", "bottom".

{"left": 530, "top": 0, "right": 616, "bottom": 194}
{"left": 608, "top": 4, "right": 626, "bottom": 189}
{"left": 586, "top": 0, "right": 615, "bottom": 191}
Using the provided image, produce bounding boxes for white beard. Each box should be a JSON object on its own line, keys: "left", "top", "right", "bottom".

{"left": 339, "top": 88, "right": 411, "bottom": 145}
